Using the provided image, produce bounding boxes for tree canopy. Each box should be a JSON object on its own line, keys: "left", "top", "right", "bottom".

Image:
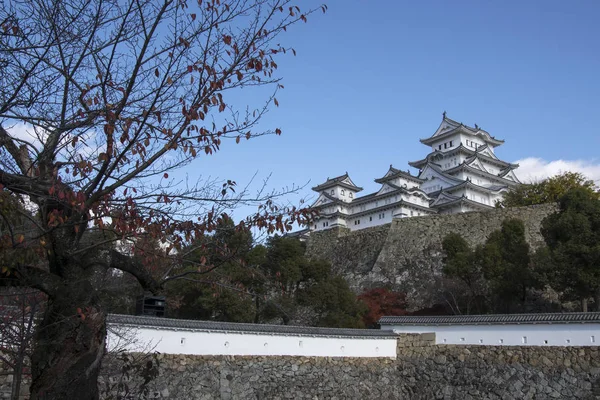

{"left": 0, "top": 1, "right": 324, "bottom": 398}
{"left": 442, "top": 219, "right": 541, "bottom": 314}
{"left": 500, "top": 171, "right": 598, "bottom": 208}
{"left": 168, "top": 233, "right": 365, "bottom": 328}
{"left": 540, "top": 187, "right": 600, "bottom": 311}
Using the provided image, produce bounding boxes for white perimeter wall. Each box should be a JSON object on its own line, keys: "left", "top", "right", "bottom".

{"left": 382, "top": 324, "right": 600, "bottom": 346}
{"left": 107, "top": 326, "right": 398, "bottom": 358}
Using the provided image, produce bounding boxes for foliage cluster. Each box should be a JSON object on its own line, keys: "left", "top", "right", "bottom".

{"left": 444, "top": 180, "right": 600, "bottom": 313}
{"left": 167, "top": 221, "right": 366, "bottom": 328}
{"left": 500, "top": 171, "right": 598, "bottom": 208}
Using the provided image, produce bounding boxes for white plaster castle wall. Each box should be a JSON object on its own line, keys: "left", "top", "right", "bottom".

{"left": 382, "top": 324, "right": 600, "bottom": 347}
{"left": 107, "top": 326, "right": 398, "bottom": 358}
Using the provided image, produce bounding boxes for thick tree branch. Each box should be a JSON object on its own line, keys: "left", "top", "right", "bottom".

{"left": 109, "top": 250, "right": 162, "bottom": 295}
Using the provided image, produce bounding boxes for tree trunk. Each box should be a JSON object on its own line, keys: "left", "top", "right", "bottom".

{"left": 582, "top": 297, "right": 588, "bottom": 312}
{"left": 29, "top": 280, "right": 106, "bottom": 400}
{"left": 595, "top": 288, "right": 600, "bottom": 312}
{"left": 11, "top": 354, "right": 23, "bottom": 400}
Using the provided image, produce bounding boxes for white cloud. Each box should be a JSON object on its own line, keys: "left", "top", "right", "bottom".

{"left": 8, "top": 122, "right": 46, "bottom": 151}
{"left": 515, "top": 157, "right": 600, "bottom": 184}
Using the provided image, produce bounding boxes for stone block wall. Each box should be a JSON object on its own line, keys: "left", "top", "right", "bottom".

{"left": 3, "top": 332, "right": 600, "bottom": 399}
{"left": 306, "top": 204, "right": 559, "bottom": 309}
{"left": 96, "top": 333, "right": 600, "bottom": 400}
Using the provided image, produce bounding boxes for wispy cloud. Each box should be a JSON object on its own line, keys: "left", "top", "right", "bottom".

{"left": 515, "top": 157, "right": 600, "bottom": 184}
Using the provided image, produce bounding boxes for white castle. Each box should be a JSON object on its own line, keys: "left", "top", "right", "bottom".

{"left": 308, "top": 113, "right": 521, "bottom": 232}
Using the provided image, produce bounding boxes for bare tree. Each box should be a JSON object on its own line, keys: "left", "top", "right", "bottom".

{"left": 0, "top": 0, "right": 324, "bottom": 398}
{"left": 0, "top": 289, "right": 45, "bottom": 400}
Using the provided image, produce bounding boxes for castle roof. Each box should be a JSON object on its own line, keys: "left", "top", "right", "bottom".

{"left": 409, "top": 144, "right": 518, "bottom": 170}
{"left": 426, "top": 180, "right": 508, "bottom": 198}
{"left": 418, "top": 162, "right": 465, "bottom": 185}
{"left": 375, "top": 165, "right": 424, "bottom": 184}
{"left": 429, "top": 194, "right": 495, "bottom": 211}
{"left": 311, "top": 173, "right": 363, "bottom": 192}
{"left": 419, "top": 113, "right": 504, "bottom": 148}
{"left": 445, "top": 162, "right": 520, "bottom": 186}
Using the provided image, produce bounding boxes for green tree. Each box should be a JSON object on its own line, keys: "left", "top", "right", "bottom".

{"left": 259, "top": 236, "right": 365, "bottom": 328}
{"left": 540, "top": 187, "right": 600, "bottom": 311}
{"left": 167, "top": 217, "right": 261, "bottom": 322}
{"left": 441, "top": 233, "right": 487, "bottom": 314}
{"left": 500, "top": 171, "right": 598, "bottom": 207}
{"left": 441, "top": 219, "right": 541, "bottom": 314}
{"left": 479, "top": 219, "right": 540, "bottom": 312}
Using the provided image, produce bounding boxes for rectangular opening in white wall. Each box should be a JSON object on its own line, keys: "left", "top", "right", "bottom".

{"left": 592, "top": 336, "right": 596, "bottom": 344}
{"left": 522, "top": 336, "right": 527, "bottom": 344}
{"left": 180, "top": 338, "right": 186, "bottom": 346}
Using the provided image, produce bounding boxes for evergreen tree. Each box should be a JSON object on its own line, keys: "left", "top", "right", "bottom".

{"left": 540, "top": 187, "right": 600, "bottom": 311}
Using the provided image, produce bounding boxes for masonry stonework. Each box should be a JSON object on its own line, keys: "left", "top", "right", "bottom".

{"left": 306, "top": 204, "right": 558, "bottom": 309}
{"left": 97, "top": 333, "right": 600, "bottom": 400}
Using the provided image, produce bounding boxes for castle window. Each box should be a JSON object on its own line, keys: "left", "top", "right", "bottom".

{"left": 450, "top": 140, "right": 453, "bottom": 147}
{"left": 438, "top": 144, "right": 442, "bottom": 150}
{"left": 444, "top": 143, "right": 447, "bottom": 149}
{"left": 341, "top": 189, "right": 345, "bottom": 196}
{"left": 349, "top": 192, "right": 353, "bottom": 198}
{"left": 330, "top": 190, "right": 334, "bottom": 195}
{"left": 410, "top": 211, "right": 414, "bottom": 216}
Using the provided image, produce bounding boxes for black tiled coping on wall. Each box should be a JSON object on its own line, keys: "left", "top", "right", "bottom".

{"left": 108, "top": 314, "right": 399, "bottom": 339}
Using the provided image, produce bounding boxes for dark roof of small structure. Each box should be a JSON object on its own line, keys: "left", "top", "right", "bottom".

{"left": 378, "top": 312, "right": 600, "bottom": 326}
{"left": 108, "top": 314, "right": 397, "bottom": 338}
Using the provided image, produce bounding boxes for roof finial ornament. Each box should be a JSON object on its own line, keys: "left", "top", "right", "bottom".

{"left": 475, "top": 123, "right": 479, "bottom": 130}
{"left": 442, "top": 110, "right": 446, "bottom": 119}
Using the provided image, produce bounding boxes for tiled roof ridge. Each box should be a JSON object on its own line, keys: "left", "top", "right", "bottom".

{"left": 379, "top": 312, "right": 600, "bottom": 325}
{"left": 108, "top": 314, "right": 398, "bottom": 338}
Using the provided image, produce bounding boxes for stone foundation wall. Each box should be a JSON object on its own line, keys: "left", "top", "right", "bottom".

{"left": 306, "top": 204, "right": 559, "bottom": 309}
{"left": 96, "top": 333, "right": 600, "bottom": 400}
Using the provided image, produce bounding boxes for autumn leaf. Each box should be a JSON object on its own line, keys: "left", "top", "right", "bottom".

{"left": 155, "top": 68, "right": 159, "bottom": 77}
{"left": 191, "top": 13, "right": 196, "bottom": 21}
{"left": 223, "top": 35, "right": 232, "bottom": 45}
{"left": 274, "top": 98, "right": 279, "bottom": 107}
{"left": 163, "top": 173, "right": 169, "bottom": 179}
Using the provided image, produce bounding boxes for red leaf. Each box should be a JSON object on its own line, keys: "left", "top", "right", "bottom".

{"left": 163, "top": 173, "right": 169, "bottom": 179}
{"left": 155, "top": 68, "right": 159, "bottom": 77}
{"left": 191, "top": 13, "right": 196, "bottom": 21}
{"left": 274, "top": 98, "right": 279, "bottom": 107}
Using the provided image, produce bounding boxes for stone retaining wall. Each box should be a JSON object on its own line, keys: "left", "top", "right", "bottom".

{"left": 306, "top": 204, "right": 559, "bottom": 309}
{"left": 97, "top": 333, "right": 600, "bottom": 400}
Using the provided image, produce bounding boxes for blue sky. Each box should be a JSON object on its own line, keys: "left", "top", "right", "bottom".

{"left": 190, "top": 0, "right": 600, "bottom": 220}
